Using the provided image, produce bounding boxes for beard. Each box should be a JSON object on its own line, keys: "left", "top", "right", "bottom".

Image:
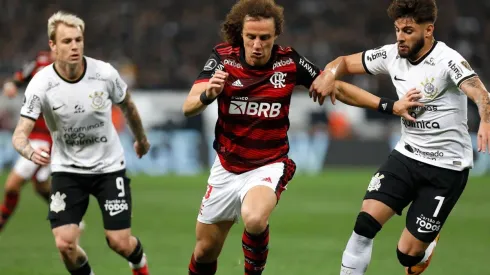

{"left": 399, "top": 36, "right": 425, "bottom": 60}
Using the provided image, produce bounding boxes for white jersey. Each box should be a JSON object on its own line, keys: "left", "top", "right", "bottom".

{"left": 362, "top": 41, "right": 478, "bottom": 171}
{"left": 20, "top": 57, "right": 128, "bottom": 174}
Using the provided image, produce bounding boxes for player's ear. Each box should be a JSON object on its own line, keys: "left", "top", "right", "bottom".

{"left": 425, "top": 24, "right": 434, "bottom": 38}
{"left": 49, "top": 40, "right": 56, "bottom": 53}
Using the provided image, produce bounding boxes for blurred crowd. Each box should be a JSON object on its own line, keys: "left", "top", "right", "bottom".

{"left": 0, "top": 0, "right": 488, "bottom": 133}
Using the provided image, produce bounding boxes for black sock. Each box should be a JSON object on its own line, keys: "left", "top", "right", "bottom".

{"left": 69, "top": 261, "right": 92, "bottom": 275}
{"left": 188, "top": 253, "right": 217, "bottom": 275}
{"left": 126, "top": 238, "right": 144, "bottom": 265}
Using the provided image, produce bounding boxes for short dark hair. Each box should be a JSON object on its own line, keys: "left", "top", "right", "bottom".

{"left": 221, "top": 0, "right": 284, "bottom": 47}
{"left": 387, "top": 0, "right": 437, "bottom": 24}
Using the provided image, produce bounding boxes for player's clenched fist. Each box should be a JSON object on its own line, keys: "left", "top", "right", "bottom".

{"left": 134, "top": 138, "right": 150, "bottom": 158}
{"left": 205, "top": 70, "right": 229, "bottom": 99}
{"left": 29, "top": 146, "right": 50, "bottom": 166}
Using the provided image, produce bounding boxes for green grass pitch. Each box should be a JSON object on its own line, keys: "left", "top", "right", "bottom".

{"left": 0, "top": 169, "right": 488, "bottom": 274}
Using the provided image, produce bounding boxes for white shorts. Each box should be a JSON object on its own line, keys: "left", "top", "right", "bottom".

{"left": 197, "top": 157, "right": 296, "bottom": 224}
{"left": 13, "top": 139, "right": 51, "bottom": 182}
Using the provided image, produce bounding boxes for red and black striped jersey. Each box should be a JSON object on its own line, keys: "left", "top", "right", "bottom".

{"left": 194, "top": 43, "right": 321, "bottom": 174}
{"left": 15, "top": 51, "right": 53, "bottom": 143}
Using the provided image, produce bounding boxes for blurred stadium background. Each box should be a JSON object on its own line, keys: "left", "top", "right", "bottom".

{"left": 0, "top": 1, "right": 489, "bottom": 274}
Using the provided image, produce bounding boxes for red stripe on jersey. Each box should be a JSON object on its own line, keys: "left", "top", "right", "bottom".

{"left": 194, "top": 79, "right": 209, "bottom": 85}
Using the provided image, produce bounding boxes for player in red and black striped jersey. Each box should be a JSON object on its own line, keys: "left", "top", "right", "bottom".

{"left": 0, "top": 50, "right": 55, "bottom": 232}
{"left": 182, "top": 1, "right": 421, "bottom": 274}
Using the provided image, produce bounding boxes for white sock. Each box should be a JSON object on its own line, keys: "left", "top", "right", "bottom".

{"left": 419, "top": 239, "right": 437, "bottom": 264}
{"left": 130, "top": 253, "right": 147, "bottom": 269}
{"left": 340, "top": 231, "right": 373, "bottom": 275}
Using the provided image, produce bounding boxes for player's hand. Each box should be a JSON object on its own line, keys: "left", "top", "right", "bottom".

{"left": 134, "top": 138, "right": 150, "bottom": 158}
{"left": 393, "top": 88, "right": 424, "bottom": 122}
{"left": 2, "top": 81, "right": 18, "bottom": 98}
{"left": 205, "top": 70, "right": 228, "bottom": 99}
{"left": 477, "top": 122, "right": 490, "bottom": 153}
{"left": 30, "top": 146, "right": 50, "bottom": 166}
{"left": 309, "top": 70, "right": 336, "bottom": 106}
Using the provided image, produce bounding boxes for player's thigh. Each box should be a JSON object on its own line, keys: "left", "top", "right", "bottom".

{"left": 406, "top": 167, "right": 469, "bottom": 243}
{"left": 35, "top": 163, "right": 51, "bottom": 183}
{"left": 194, "top": 220, "right": 234, "bottom": 260}
{"left": 363, "top": 151, "right": 416, "bottom": 222}
{"left": 48, "top": 173, "right": 90, "bottom": 229}
{"left": 198, "top": 158, "right": 242, "bottom": 224}
{"left": 92, "top": 170, "right": 132, "bottom": 230}
{"left": 239, "top": 159, "right": 296, "bottom": 221}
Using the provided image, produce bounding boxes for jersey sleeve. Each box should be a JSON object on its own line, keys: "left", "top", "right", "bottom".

{"left": 194, "top": 49, "right": 224, "bottom": 84}
{"left": 107, "top": 64, "right": 128, "bottom": 104}
{"left": 361, "top": 44, "right": 397, "bottom": 75}
{"left": 19, "top": 77, "right": 44, "bottom": 121}
{"left": 290, "top": 49, "right": 321, "bottom": 88}
{"left": 444, "top": 51, "right": 478, "bottom": 88}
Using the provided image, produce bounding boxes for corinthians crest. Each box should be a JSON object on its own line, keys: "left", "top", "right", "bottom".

{"left": 89, "top": 91, "right": 107, "bottom": 109}
{"left": 421, "top": 77, "right": 438, "bottom": 99}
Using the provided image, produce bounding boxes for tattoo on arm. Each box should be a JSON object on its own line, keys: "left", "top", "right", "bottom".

{"left": 12, "top": 117, "right": 35, "bottom": 160}
{"left": 118, "top": 91, "right": 146, "bottom": 141}
{"left": 465, "top": 78, "right": 490, "bottom": 123}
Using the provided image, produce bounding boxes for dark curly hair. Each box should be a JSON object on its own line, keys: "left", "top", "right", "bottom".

{"left": 221, "top": 0, "right": 284, "bottom": 47}
{"left": 387, "top": 0, "right": 437, "bottom": 24}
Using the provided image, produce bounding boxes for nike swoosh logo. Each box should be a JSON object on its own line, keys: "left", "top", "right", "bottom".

{"left": 394, "top": 76, "right": 406, "bottom": 81}
{"left": 109, "top": 209, "right": 125, "bottom": 216}
{"left": 341, "top": 263, "right": 356, "bottom": 270}
{"left": 417, "top": 227, "right": 434, "bottom": 233}
{"left": 52, "top": 104, "right": 64, "bottom": 110}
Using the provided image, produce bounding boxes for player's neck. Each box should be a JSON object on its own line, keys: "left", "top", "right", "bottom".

{"left": 55, "top": 59, "right": 85, "bottom": 81}
{"left": 409, "top": 38, "right": 435, "bottom": 63}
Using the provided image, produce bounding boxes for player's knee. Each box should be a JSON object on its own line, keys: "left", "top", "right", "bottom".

{"left": 105, "top": 235, "right": 132, "bottom": 255}
{"left": 396, "top": 247, "right": 424, "bottom": 267}
{"left": 242, "top": 212, "right": 268, "bottom": 234}
{"left": 194, "top": 239, "right": 221, "bottom": 262}
{"left": 354, "top": 211, "right": 382, "bottom": 239}
{"left": 55, "top": 235, "right": 76, "bottom": 255}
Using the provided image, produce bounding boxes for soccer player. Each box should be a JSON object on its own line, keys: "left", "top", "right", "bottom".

{"left": 309, "top": 1, "right": 490, "bottom": 274}
{"left": 11, "top": 11, "right": 151, "bottom": 275}
{"left": 182, "top": 1, "right": 423, "bottom": 274}
{"left": 0, "top": 51, "right": 54, "bottom": 232}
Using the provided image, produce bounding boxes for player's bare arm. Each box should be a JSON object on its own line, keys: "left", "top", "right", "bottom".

{"left": 12, "top": 117, "right": 50, "bottom": 165}
{"left": 460, "top": 77, "right": 490, "bottom": 152}
{"left": 310, "top": 53, "right": 366, "bottom": 106}
{"left": 118, "top": 90, "right": 150, "bottom": 158}
{"left": 182, "top": 70, "right": 229, "bottom": 117}
{"left": 334, "top": 81, "right": 423, "bottom": 122}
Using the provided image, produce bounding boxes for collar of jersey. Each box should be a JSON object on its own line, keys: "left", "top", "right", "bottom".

{"left": 239, "top": 44, "right": 278, "bottom": 70}
{"left": 407, "top": 41, "right": 438, "bottom": 66}
{"left": 53, "top": 57, "right": 87, "bottom": 84}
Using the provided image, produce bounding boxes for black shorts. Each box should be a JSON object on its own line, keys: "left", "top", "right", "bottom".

{"left": 364, "top": 150, "right": 469, "bottom": 243}
{"left": 48, "top": 169, "right": 132, "bottom": 230}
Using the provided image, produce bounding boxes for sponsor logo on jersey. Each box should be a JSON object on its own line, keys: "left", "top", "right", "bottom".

{"left": 272, "top": 58, "right": 293, "bottom": 70}
{"left": 366, "top": 50, "right": 387, "bottom": 62}
{"left": 299, "top": 58, "right": 317, "bottom": 78}
{"left": 416, "top": 214, "right": 441, "bottom": 233}
{"left": 64, "top": 133, "right": 108, "bottom": 146}
{"left": 447, "top": 60, "right": 463, "bottom": 80}
{"left": 46, "top": 81, "right": 60, "bottom": 92}
{"left": 424, "top": 57, "right": 435, "bottom": 66}
{"left": 402, "top": 118, "right": 440, "bottom": 129}
{"left": 229, "top": 99, "right": 281, "bottom": 118}
{"left": 88, "top": 73, "right": 108, "bottom": 81}
{"left": 223, "top": 59, "right": 243, "bottom": 69}
{"left": 63, "top": 122, "right": 105, "bottom": 133}
{"left": 405, "top": 143, "right": 444, "bottom": 161}
{"left": 270, "top": 72, "right": 287, "bottom": 88}
{"left": 26, "top": 94, "right": 40, "bottom": 114}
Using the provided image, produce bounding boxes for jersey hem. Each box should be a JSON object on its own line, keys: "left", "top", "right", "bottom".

{"left": 394, "top": 145, "right": 471, "bottom": 171}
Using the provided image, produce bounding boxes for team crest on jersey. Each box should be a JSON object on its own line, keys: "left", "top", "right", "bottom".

{"left": 270, "top": 72, "right": 287, "bottom": 88}
{"left": 89, "top": 91, "right": 107, "bottom": 109}
{"left": 421, "top": 77, "right": 439, "bottom": 99}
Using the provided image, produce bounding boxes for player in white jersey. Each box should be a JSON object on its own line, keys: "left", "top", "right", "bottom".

{"left": 310, "top": 1, "right": 490, "bottom": 275}
{"left": 11, "top": 11, "right": 151, "bottom": 275}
